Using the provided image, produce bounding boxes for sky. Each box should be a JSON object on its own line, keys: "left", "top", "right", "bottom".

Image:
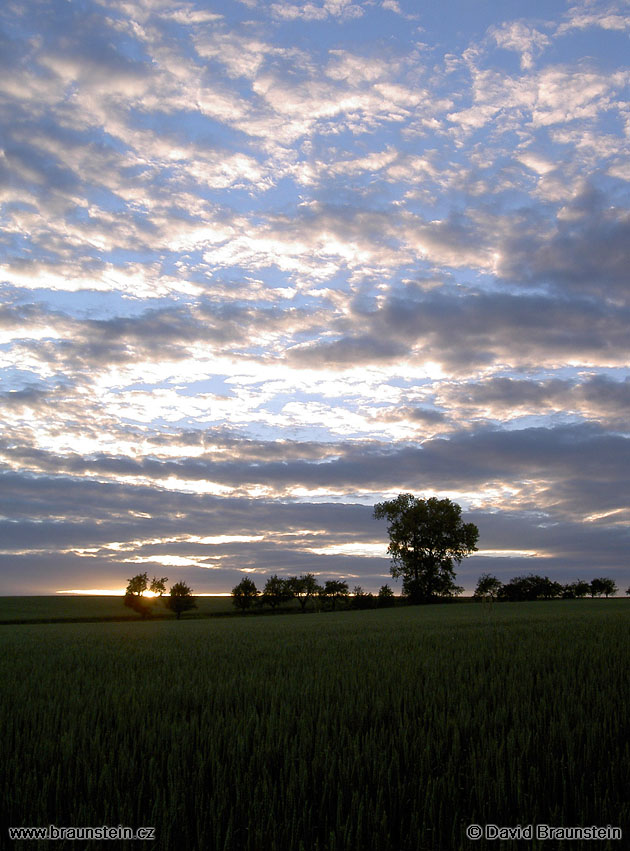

{"left": 1, "top": 0, "right": 629, "bottom": 596}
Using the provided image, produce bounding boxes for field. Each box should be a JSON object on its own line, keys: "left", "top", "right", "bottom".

{"left": 2, "top": 599, "right": 629, "bottom": 850}
{"left": 0, "top": 595, "right": 235, "bottom": 623}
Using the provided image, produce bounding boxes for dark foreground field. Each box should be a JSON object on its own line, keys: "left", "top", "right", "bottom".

{"left": 2, "top": 600, "right": 628, "bottom": 850}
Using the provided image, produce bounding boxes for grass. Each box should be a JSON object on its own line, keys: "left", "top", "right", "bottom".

{"left": 0, "top": 595, "right": 235, "bottom": 623}
{"left": 1, "top": 600, "right": 629, "bottom": 849}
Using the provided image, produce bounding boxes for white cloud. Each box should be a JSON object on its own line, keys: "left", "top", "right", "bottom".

{"left": 271, "top": 0, "right": 364, "bottom": 21}
{"left": 490, "top": 21, "right": 550, "bottom": 70}
{"left": 558, "top": 4, "right": 630, "bottom": 35}
{"left": 517, "top": 151, "right": 556, "bottom": 175}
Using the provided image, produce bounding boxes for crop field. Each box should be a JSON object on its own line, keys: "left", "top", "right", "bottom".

{"left": 0, "top": 595, "right": 235, "bottom": 623}
{"left": 2, "top": 600, "right": 629, "bottom": 850}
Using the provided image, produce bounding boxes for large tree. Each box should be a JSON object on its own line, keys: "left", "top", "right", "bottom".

{"left": 373, "top": 494, "right": 478, "bottom": 603}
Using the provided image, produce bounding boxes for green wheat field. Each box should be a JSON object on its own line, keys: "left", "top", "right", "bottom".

{"left": 2, "top": 598, "right": 628, "bottom": 850}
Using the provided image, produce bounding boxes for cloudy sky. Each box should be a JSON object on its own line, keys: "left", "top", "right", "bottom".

{"left": 1, "top": 0, "right": 629, "bottom": 595}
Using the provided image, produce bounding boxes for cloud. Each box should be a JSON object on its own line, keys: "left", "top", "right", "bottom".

{"left": 558, "top": 3, "right": 630, "bottom": 35}
{"left": 3, "top": 421, "right": 628, "bottom": 518}
{"left": 439, "top": 374, "right": 630, "bottom": 428}
{"left": 287, "top": 285, "right": 629, "bottom": 373}
{"left": 1, "top": 417, "right": 628, "bottom": 593}
{"left": 2, "top": 0, "right": 629, "bottom": 594}
{"left": 490, "top": 21, "right": 551, "bottom": 70}
{"left": 270, "top": 0, "right": 364, "bottom": 22}
{"left": 498, "top": 188, "right": 630, "bottom": 300}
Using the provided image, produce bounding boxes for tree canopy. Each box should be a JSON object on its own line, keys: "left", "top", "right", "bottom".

{"left": 374, "top": 494, "right": 478, "bottom": 603}
{"left": 287, "top": 573, "right": 322, "bottom": 612}
{"left": 262, "top": 575, "right": 293, "bottom": 610}
{"left": 232, "top": 577, "right": 259, "bottom": 612}
{"left": 321, "top": 579, "right": 349, "bottom": 610}
{"left": 165, "top": 581, "right": 197, "bottom": 619}
{"left": 473, "top": 573, "right": 503, "bottom": 601}
{"left": 590, "top": 577, "right": 617, "bottom": 598}
{"left": 124, "top": 572, "right": 167, "bottom": 619}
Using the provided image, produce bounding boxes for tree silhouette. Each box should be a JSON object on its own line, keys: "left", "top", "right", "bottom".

{"left": 590, "top": 577, "right": 617, "bottom": 598}
{"left": 377, "top": 584, "right": 395, "bottom": 607}
{"left": 562, "top": 580, "right": 590, "bottom": 599}
{"left": 165, "top": 581, "right": 197, "bottom": 619}
{"left": 351, "top": 585, "right": 375, "bottom": 609}
{"left": 124, "top": 572, "right": 167, "bottom": 619}
{"left": 262, "top": 575, "right": 293, "bottom": 610}
{"left": 473, "top": 573, "right": 503, "bottom": 601}
{"left": 232, "top": 577, "right": 259, "bottom": 612}
{"left": 498, "top": 574, "right": 563, "bottom": 601}
{"left": 322, "top": 579, "right": 349, "bottom": 610}
{"left": 287, "top": 573, "right": 321, "bottom": 612}
{"left": 374, "top": 494, "right": 478, "bottom": 603}
{"left": 150, "top": 576, "right": 168, "bottom": 596}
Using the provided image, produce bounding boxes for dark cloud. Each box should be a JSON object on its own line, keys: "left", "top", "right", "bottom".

{"left": 286, "top": 287, "right": 629, "bottom": 371}
{"left": 499, "top": 188, "right": 630, "bottom": 301}
{"left": 579, "top": 374, "right": 630, "bottom": 411}
{"left": 3, "top": 422, "right": 628, "bottom": 522}
{"left": 0, "top": 386, "right": 52, "bottom": 409}
{"left": 378, "top": 406, "right": 448, "bottom": 425}
{"left": 439, "top": 374, "right": 630, "bottom": 426}
{"left": 288, "top": 333, "right": 407, "bottom": 366}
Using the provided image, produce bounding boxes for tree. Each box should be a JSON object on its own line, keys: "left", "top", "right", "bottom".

{"left": 590, "top": 577, "right": 617, "bottom": 598}
{"left": 562, "top": 580, "right": 590, "bottom": 599}
{"left": 574, "top": 580, "right": 591, "bottom": 598}
{"left": 287, "top": 573, "right": 321, "bottom": 613}
{"left": 232, "top": 577, "right": 259, "bottom": 612}
{"left": 124, "top": 572, "right": 167, "bottom": 619}
{"left": 164, "top": 581, "right": 197, "bottom": 620}
{"left": 321, "top": 579, "right": 349, "bottom": 610}
{"left": 373, "top": 494, "right": 478, "bottom": 603}
{"left": 351, "top": 585, "right": 375, "bottom": 610}
{"left": 473, "top": 573, "right": 503, "bottom": 601}
{"left": 262, "top": 575, "right": 293, "bottom": 611}
{"left": 377, "top": 584, "right": 395, "bottom": 607}
{"left": 498, "top": 574, "right": 562, "bottom": 602}
{"left": 150, "top": 576, "right": 168, "bottom": 596}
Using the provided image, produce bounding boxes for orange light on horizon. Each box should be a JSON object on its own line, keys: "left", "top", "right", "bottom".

{"left": 56, "top": 589, "right": 232, "bottom": 596}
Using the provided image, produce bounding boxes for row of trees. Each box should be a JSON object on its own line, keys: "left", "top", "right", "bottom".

{"left": 124, "top": 494, "right": 622, "bottom": 615}
{"left": 374, "top": 495, "right": 624, "bottom": 605}
{"left": 474, "top": 573, "right": 619, "bottom": 602}
{"left": 232, "top": 575, "right": 396, "bottom": 612}
{"left": 124, "top": 573, "right": 197, "bottom": 619}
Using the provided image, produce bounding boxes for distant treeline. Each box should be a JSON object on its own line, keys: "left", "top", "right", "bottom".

{"left": 232, "top": 574, "right": 396, "bottom": 612}
{"left": 474, "top": 573, "right": 620, "bottom": 602}
{"left": 232, "top": 573, "right": 624, "bottom": 612}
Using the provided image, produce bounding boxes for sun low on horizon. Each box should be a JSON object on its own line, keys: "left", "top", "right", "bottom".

{"left": 1, "top": 0, "right": 628, "bottom": 597}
